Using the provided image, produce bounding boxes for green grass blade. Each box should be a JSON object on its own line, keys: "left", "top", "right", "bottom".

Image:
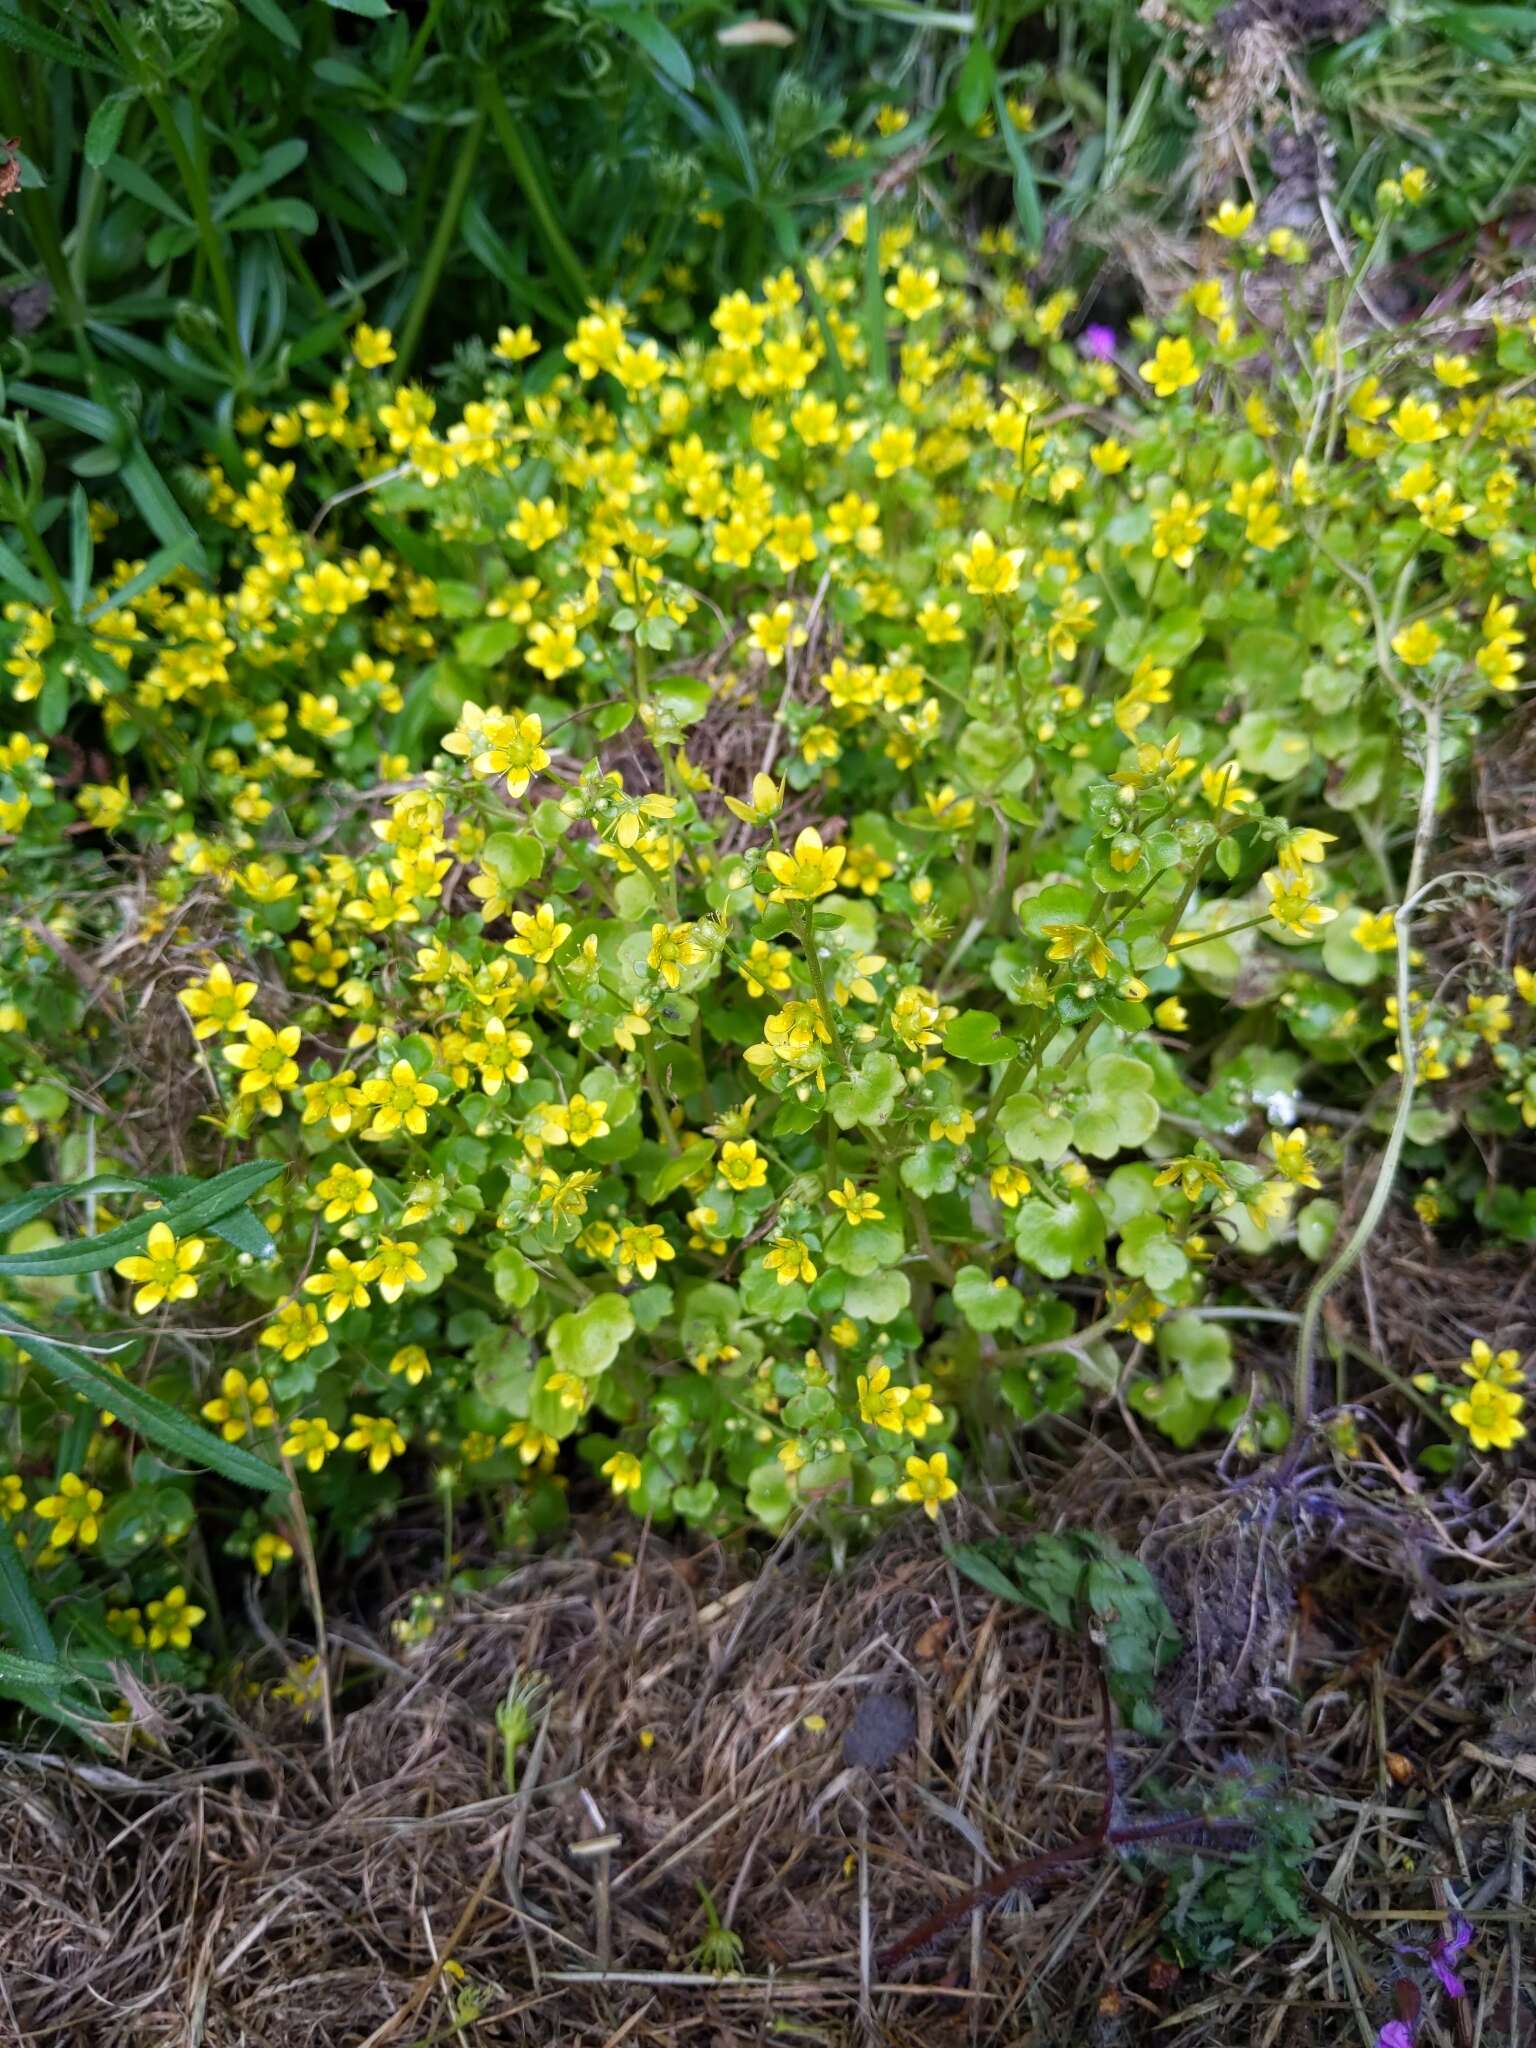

{"left": 993, "top": 83, "right": 1043, "bottom": 251}
{"left": 81, "top": 537, "right": 198, "bottom": 620}
{"left": 237, "top": 0, "right": 301, "bottom": 47}
{"left": 120, "top": 442, "right": 208, "bottom": 571}
{"left": 2, "top": 1310, "right": 288, "bottom": 1494}
{"left": 0, "top": 1160, "right": 281, "bottom": 1276}
{"left": 0, "top": 1538, "right": 57, "bottom": 1664}
{"left": 0, "top": 535, "right": 49, "bottom": 608}
{"left": 213, "top": 137, "right": 310, "bottom": 220}
{"left": 482, "top": 87, "right": 590, "bottom": 311}
{"left": 0, "top": 4, "right": 121, "bottom": 73}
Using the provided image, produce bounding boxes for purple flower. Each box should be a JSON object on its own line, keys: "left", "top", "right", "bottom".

{"left": 1377, "top": 2025, "right": 1414, "bottom": 2048}
{"left": 1078, "top": 323, "right": 1117, "bottom": 361}
{"left": 1429, "top": 1915, "right": 1472, "bottom": 2000}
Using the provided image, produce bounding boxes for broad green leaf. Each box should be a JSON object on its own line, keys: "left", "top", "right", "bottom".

{"left": 942, "top": 1010, "right": 1016, "bottom": 1064}
{"left": 1155, "top": 1314, "right": 1234, "bottom": 1400}
{"left": 1072, "top": 1054, "right": 1159, "bottom": 1160}
{"left": 998, "top": 1091, "right": 1072, "bottom": 1165}
{"left": 952, "top": 1264, "right": 1022, "bottom": 1332}
{"left": 841, "top": 1268, "right": 909, "bottom": 1324}
{"left": 547, "top": 1292, "right": 634, "bottom": 1377}
{"left": 1115, "top": 1214, "right": 1188, "bottom": 1293}
{"left": 828, "top": 1051, "right": 902, "bottom": 1130}
{"left": 1013, "top": 1192, "right": 1105, "bottom": 1278}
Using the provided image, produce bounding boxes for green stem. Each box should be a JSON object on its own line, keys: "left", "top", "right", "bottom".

{"left": 1291, "top": 707, "right": 1443, "bottom": 1431}
{"left": 147, "top": 94, "right": 242, "bottom": 368}
{"left": 395, "top": 109, "right": 486, "bottom": 375}
{"left": 481, "top": 84, "right": 589, "bottom": 310}
{"left": 794, "top": 904, "right": 848, "bottom": 1072}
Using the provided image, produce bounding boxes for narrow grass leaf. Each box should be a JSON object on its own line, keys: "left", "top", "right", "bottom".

{"left": 2, "top": 1311, "right": 288, "bottom": 1495}
{"left": 0, "top": 1161, "right": 281, "bottom": 1277}
{"left": 0, "top": 1540, "right": 57, "bottom": 1664}
{"left": 237, "top": 0, "right": 301, "bottom": 46}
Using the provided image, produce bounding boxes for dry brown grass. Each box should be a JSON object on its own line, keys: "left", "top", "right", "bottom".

{"left": 3, "top": 1432, "right": 1533, "bottom": 2048}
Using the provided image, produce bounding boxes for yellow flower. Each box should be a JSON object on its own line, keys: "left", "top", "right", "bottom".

{"left": 747, "top": 601, "right": 808, "bottom": 667}
{"left": 493, "top": 322, "right": 539, "bottom": 362}
{"left": 35, "top": 1471, "right": 104, "bottom": 1549}
{"left": 1351, "top": 909, "right": 1397, "bottom": 954}
{"left": 928, "top": 1107, "right": 976, "bottom": 1146}
{"left": 763, "top": 826, "right": 845, "bottom": 902}
{"left": 282, "top": 1415, "right": 340, "bottom": 1472}
{"left": 351, "top": 323, "right": 396, "bottom": 369}
{"left": 542, "top": 1091, "right": 610, "bottom": 1148}
{"left": 1391, "top": 619, "right": 1442, "bottom": 667}
{"left": 1205, "top": 199, "right": 1255, "bottom": 238}
{"left": 616, "top": 1221, "right": 674, "bottom": 1282}
{"left": 1461, "top": 1340, "right": 1522, "bottom": 1387}
{"left": 1390, "top": 397, "right": 1448, "bottom": 445}
{"left": 763, "top": 1236, "right": 816, "bottom": 1287}
{"left": 828, "top": 1179, "right": 884, "bottom": 1226}
{"left": 224, "top": 1020, "right": 302, "bottom": 1114}
{"left": 1138, "top": 336, "right": 1200, "bottom": 398}
{"left": 442, "top": 704, "right": 550, "bottom": 793}
{"left": 179, "top": 962, "right": 256, "bottom": 1039}
{"left": 1267, "top": 1130, "right": 1321, "bottom": 1189}
{"left": 603, "top": 1450, "right": 644, "bottom": 1496}
{"left": 858, "top": 1364, "right": 906, "bottom": 1433}
{"left": 359, "top": 1058, "right": 438, "bottom": 1138}
{"left": 1262, "top": 869, "right": 1336, "bottom": 939}
{"left": 201, "top": 1367, "right": 276, "bottom": 1443}
{"left": 315, "top": 1161, "right": 377, "bottom": 1222}
{"left": 114, "top": 1220, "right": 205, "bottom": 1314}
{"left": 647, "top": 920, "right": 705, "bottom": 988}
{"left": 1153, "top": 996, "right": 1187, "bottom": 1032}
{"left": 1448, "top": 1380, "right": 1525, "bottom": 1453}
{"left": 1150, "top": 491, "right": 1211, "bottom": 569}
{"left": 253, "top": 1531, "right": 295, "bottom": 1576}
{"left": 261, "top": 1300, "right": 328, "bottom": 1362}
{"left": 719, "top": 1139, "right": 768, "bottom": 1191}
{"left": 344, "top": 1412, "right": 407, "bottom": 1473}
{"left": 389, "top": 1344, "right": 432, "bottom": 1385}
{"left": 952, "top": 529, "right": 1023, "bottom": 597}
{"left": 989, "top": 1164, "right": 1032, "bottom": 1207}
{"left": 723, "top": 772, "right": 785, "bottom": 826}
{"left": 145, "top": 1584, "right": 206, "bottom": 1651}
{"left": 885, "top": 262, "right": 943, "bottom": 321}
{"left": 303, "top": 1248, "right": 375, "bottom": 1321}
{"left": 507, "top": 902, "right": 572, "bottom": 963}
{"left": 506, "top": 495, "right": 565, "bottom": 550}
{"left": 372, "top": 1236, "right": 425, "bottom": 1303}
{"left": 896, "top": 1451, "right": 958, "bottom": 1519}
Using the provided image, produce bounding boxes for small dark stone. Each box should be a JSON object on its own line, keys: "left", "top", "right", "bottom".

{"left": 1, "top": 281, "right": 52, "bottom": 334}
{"left": 843, "top": 1691, "right": 916, "bottom": 1770}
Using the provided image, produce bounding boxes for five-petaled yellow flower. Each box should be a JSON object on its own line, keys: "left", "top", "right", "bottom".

{"left": 763, "top": 827, "right": 845, "bottom": 902}
{"left": 896, "top": 1452, "right": 958, "bottom": 1519}
{"left": 115, "top": 1220, "right": 205, "bottom": 1314}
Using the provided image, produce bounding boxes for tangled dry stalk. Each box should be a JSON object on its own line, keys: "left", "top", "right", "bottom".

{"left": 3, "top": 1428, "right": 1533, "bottom": 2047}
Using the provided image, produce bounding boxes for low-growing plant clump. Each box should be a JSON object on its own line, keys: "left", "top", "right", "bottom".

{"left": 0, "top": 186, "right": 1532, "bottom": 1726}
